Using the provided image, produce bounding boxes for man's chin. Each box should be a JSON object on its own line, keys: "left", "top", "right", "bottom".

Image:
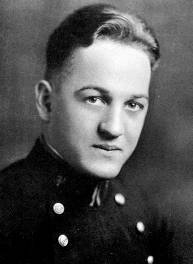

{"left": 82, "top": 164, "right": 122, "bottom": 179}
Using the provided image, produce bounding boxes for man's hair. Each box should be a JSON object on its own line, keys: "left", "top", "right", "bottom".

{"left": 45, "top": 3, "right": 160, "bottom": 80}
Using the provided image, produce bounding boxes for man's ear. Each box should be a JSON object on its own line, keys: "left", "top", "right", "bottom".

{"left": 35, "top": 80, "right": 53, "bottom": 122}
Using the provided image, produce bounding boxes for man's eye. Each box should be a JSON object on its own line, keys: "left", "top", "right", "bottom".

{"left": 86, "top": 96, "right": 104, "bottom": 105}
{"left": 126, "top": 101, "right": 144, "bottom": 111}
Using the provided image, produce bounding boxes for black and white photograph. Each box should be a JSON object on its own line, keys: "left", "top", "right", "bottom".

{"left": 0, "top": 0, "right": 193, "bottom": 263}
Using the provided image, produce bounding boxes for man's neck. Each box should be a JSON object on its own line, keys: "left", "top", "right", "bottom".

{"left": 40, "top": 134, "right": 64, "bottom": 160}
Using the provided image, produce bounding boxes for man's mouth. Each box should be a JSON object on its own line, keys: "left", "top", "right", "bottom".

{"left": 93, "top": 144, "right": 122, "bottom": 151}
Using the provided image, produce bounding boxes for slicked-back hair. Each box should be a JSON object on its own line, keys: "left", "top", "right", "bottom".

{"left": 45, "top": 3, "right": 160, "bottom": 81}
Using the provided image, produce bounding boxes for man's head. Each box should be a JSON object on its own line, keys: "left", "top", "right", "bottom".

{"left": 35, "top": 4, "right": 160, "bottom": 179}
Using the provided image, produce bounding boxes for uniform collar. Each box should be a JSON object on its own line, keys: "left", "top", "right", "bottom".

{"left": 27, "top": 137, "right": 109, "bottom": 207}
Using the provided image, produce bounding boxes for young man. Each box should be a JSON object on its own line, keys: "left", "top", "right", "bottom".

{"left": 1, "top": 3, "right": 190, "bottom": 264}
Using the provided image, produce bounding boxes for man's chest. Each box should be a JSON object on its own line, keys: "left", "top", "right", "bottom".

{"left": 20, "top": 183, "right": 156, "bottom": 264}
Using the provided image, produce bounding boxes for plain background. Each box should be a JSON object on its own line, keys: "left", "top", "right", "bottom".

{"left": 0, "top": 0, "right": 193, "bottom": 197}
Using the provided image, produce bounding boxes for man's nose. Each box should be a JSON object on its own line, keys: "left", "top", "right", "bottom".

{"left": 98, "top": 107, "right": 124, "bottom": 139}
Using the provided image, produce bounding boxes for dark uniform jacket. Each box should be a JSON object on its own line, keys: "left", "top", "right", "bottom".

{"left": 0, "top": 138, "right": 193, "bottom": 264}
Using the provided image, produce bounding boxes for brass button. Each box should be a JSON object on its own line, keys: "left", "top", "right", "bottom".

{"left": 147, "top": 255, "right": 154, "bottom": 264}
{"left": 114, "top": 193, "right": 125, "bottom": 205}
{"left": 136, "top": 221, "right": 145, "bottom": 233}
{"left": 53, "top": 203, "right": 65, "bottom": 215}
{"left": 58, "top": 234, "right": 68, "bottom": 247}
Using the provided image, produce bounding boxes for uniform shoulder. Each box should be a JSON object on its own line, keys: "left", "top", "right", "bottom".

{"left": 0, "top": 151, "right": 49, "bottom": 235}
{"left": 0, "top": 157, "right": 29, "bottom": 193}
{"left": 0, "top": 155, "right": 39, "bottom": 192}
{"left": 0, "top": 158, "right": 29, "bottom": 233}
{"left": 0, "top": 150, "right": 49, "bottom": 201}
{"left": 0, "top": 158, "right": 27, "bottom": 178}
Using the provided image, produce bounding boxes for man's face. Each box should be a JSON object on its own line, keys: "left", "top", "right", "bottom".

{"left": 48, "top": 40, "right": 151, "bottom": 178}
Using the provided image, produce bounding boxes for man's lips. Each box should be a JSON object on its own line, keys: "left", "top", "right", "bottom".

{"left": 93, "top": 144, "right": 122, "bottom": 151}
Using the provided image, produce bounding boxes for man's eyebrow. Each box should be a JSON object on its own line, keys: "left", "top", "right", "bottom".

{"left": 75, "top": 86, "right": 149, "bottom": 100}
{"left": 76, "top": 86, "right": 109, "bottom": 95}
{"left": 131, "top": 95, "right": 149, "bottom": 101}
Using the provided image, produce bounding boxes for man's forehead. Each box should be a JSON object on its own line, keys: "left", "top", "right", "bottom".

{"left": 69, "top": 40, "right": 150, "bottom": 75}
{"left": 53, "top": 39, "right": 151, "bottom": 96}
